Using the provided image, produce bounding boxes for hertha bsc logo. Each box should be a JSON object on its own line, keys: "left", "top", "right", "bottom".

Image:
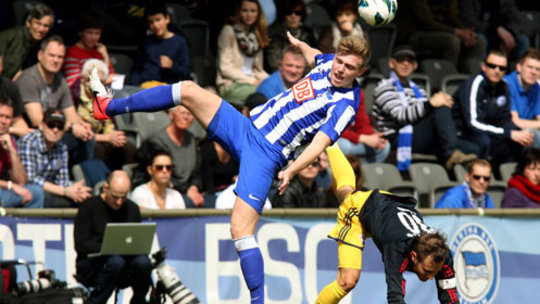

{"left": 449, "top": 223, "right": 500, "bottom": 304}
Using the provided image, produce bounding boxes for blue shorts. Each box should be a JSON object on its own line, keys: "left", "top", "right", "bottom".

{"left": 206, "top": 100, "right": 287, "bottom": 214}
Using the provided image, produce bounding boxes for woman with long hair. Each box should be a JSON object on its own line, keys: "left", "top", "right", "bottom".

{"left": 216, "top": 0, "right": 269, "bottom": 105}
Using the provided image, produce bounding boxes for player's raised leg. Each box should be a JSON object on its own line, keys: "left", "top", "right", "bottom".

{"left": 231, "top": 196, "right": 264, "bottom": 303}
{"left": 88, "top": 67, "right": 221, "bottom": 128}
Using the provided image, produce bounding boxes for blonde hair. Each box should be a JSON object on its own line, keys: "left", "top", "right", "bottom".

{"left": 337, "top": 35, "right": 371, "bottom": 68}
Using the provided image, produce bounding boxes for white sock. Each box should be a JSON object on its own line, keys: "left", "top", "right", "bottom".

{"left": 234, "top": 235, "right": 258, "bottom": 251}
{"left": 172, "top": 81, "right": 182, "bottom": 105}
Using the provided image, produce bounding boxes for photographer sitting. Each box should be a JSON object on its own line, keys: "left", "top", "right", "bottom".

{"left": 74, "top": 170, "right": 152, "bottom": 304}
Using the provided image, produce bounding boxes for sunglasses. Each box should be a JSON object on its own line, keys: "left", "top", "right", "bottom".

{"left": 46, "top": 121, "right": 65, "bottom": 130}
{"left": 285, "top": 10, "right": 303, "bottom": 16}
{"left": 154, "top": 164, "right": 173, "bottom": 172}
{"left": 484, "top": 62, "right": 507, "bottom": 72}
{"left": 308, "top": 161, "right": 320, "bottom": 168}
{"left": 472, "top": 174, "right": 491, "bottom": 182}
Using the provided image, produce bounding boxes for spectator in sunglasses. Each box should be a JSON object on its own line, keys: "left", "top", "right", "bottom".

{"left": 504, "top": 48, "right": 540, "bottom": 149}
{"left": 453, "top": 49, "right": 534, "bottom": 168}
{"left": 264, "top": 0, "right": 314, "bottom": 72}
{"left": 272, "top": 155, "right": 328, "bottom": 208}
{"left": 131, "top": 149, "right": 185, "bottom": 209}
{"left": 502, "top": 148, "right": 540, "bottom": 208}
{"left": 17, "top": 109, "right": 91, "bottom": 207}
{"left": 435, "top": 159, "right": 495, "bottom": 208}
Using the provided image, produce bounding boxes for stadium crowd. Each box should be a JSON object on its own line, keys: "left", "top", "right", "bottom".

{"left": 0, "top": 0, "right": 539, "bottom": 211}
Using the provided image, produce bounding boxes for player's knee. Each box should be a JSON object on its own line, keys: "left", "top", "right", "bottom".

{"left": 181, "top": 80, "right": 198, "bottom": 101}
{"left": 337, "top": 269, "right": 360, "bottom": 292}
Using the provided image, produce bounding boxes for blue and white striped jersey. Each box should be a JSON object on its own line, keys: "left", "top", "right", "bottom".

{"left": 250, "top": 54, "right": 361, "bottom": 160}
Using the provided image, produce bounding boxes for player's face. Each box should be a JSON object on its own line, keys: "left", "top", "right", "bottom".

{"left": 169, "top": 105, "right": 194, "bottom": 131}
{"left": 38, "top": 41, "right": 65, "bottom": 74}
{"left": 330, "top": 53, "right": 365, "bottom": 88}
{"left": 389, "top": 56, "right": 417, "bottom": 80}
{"left": 465, "top": 164, "right": 491, "bottom": 196}
{"left": 523, "top": 161, "right": 540, "bottom": 185}
{"left": 279, "top": 52, "right": 305, "bottom": 86}
{"left": 239, "top": 1, "right": 259, "bottom": 27}
{"left": 80, "top": 28, "right": 102, "bottom": 49}
{"left": 517, "top": 57, "right": 540, "bottom": 87}
{"left": 147, "top": 13, "right": 171, "bottom": 38}
{"left": 482, "top": 54, "right": 507, "bottom": 85}
{"left": 0, "top": 105, "right": 14, "bottom": 135}
{"left": 26, "top": 16, "right": 53, "bottom": 41}
{"left": 149, "top": 155, "right": 173, "bottom": 185}
{"left": 412, "top": 253, "right": 444, "bottom": 282}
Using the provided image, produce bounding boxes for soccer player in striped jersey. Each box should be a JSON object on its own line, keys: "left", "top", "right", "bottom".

{"left": 88, "top": 32, "right": 370, "bottom": 303}
{"left": 316, "top": 144, "right": 458, "bottom": 304}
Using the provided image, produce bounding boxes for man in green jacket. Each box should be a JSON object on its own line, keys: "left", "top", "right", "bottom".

{"left": 0, "top": 4, "right": 54, "bottom": 80}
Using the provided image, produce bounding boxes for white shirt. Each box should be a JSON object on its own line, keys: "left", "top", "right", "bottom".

{"left": 131, "top": 183, "right": 186, "bottom": 209}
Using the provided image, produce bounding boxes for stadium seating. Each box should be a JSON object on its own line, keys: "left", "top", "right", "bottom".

{"left": 166, "top": 2, "right": 192, "bottom": 26}
{"left": 109, "top": 53, "right": 134, "bottom": 85}
{"left": 305, "top": 3, "right": 332, "bottom": 32}
{"left": 132, "top": 111, "right": 171, "bottom": 147}
{"left": 366, "top": 24, "right": 397, "bottom": 72}
{"left": 441, "top": 73, "right": 470, "bottom": 96}
{"left": 499, "top": 162, "right": 517, "bottom": 184}
{"left": 360, "top": 73, "right": 383, "bottom": 115}
{"left": 362, "top": 163, "right": 418, "bottom": 198}
{"left": 409, "top": 162, "right": 458, "bottom": 208}
{"left": 179, "top": 19, "right": 210, "bottom": 57}
{"left": 420, "top": 59, "right": 458, "bottom": 92}
{"left": 190, "top": 54, "right": 217, "bottom": 88}
{"left": 519, "top": 10, "right": 540, "bottom": 49}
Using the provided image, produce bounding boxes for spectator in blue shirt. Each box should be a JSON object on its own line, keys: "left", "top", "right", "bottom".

{"left": 436, "top": 159, "right": 495, "bottom": 208}
{"left": 504, "top": 48, "right": 540, "bottom": 149}
{"left": 130, "top": 4, "right": 190, "bottom": 86}
{"left": 256, "top": 45, "right": 306, "bottom": 100}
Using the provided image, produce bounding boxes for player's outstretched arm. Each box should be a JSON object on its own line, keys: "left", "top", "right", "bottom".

{"left": 325, "top": 143, "right": 355, "bottom": 202}
{"left": 277, "top": 131, "right": 331, "bottom": 195}
{"left": 287, "top": 31, "right": 321, "bottom": 68}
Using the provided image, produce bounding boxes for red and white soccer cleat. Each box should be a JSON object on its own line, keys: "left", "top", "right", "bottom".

{"left": 88, "top": 67, "right": 112, "bottom": 120}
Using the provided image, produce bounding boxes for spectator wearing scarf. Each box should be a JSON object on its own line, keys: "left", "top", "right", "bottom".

{"left": 372, "top": 45, "right": 477, "bottom": 171}
{"left": 502, "top": 148, "right": 540, "bottom": 207}
{"left": 436, "top": 159, "right": 495, "bottom": 208}
{"left": 216, "top": 0, "right": 269, "bottom": 106}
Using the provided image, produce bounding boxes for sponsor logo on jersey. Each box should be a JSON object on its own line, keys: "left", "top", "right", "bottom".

{"left": 449, "top": 223, "right": 500, "bottom": 304}
{"left": 291, "top": 77, "right": 315, "bottom": 103}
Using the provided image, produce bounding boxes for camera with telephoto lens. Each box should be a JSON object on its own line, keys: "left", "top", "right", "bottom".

{"left": 15, "top": 269, "right": 66, "bottom": 295}
{"left": 151, "top": 247, "right": 201, "bottom": 304}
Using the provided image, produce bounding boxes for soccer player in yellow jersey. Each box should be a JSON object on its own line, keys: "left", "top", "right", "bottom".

{"left": 316, "top": 144, "right": 459, "bottom": 304}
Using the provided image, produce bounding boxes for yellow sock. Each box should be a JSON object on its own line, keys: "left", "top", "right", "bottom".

{"left": 315, "top": 280, "right": 347, "bottom": 304}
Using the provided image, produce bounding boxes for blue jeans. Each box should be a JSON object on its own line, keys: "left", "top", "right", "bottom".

{"left": 76, "top": 255, "right": 152, "bottom": 304}
{"left": 0, "top": 184, "right": 44, "bottom": 208}
{"left": 336, "top": 138, "right": 391, "bottom": 163}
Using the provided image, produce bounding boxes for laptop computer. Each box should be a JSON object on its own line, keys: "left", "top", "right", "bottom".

{"left": 88, "top": 223, "right": 156, "bottom": 258}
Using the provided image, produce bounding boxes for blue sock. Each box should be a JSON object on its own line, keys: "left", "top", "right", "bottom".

{"left": 235, "top": 237, "right": 264, "bottom": 303}
{"left": 107, "top": 84, "right": 178, "bottom": 116}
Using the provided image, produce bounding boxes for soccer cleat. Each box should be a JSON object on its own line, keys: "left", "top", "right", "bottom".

{"left": 88, "top": 67, "right": 112, "bottom": 120}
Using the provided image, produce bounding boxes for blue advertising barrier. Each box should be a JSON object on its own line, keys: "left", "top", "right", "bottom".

{"left": 0, "top": 214, "right": 539, "bottom": 303}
